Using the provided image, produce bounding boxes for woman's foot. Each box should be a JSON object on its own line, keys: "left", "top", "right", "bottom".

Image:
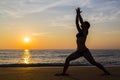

{"left": 102, "top": 72, "right": 111, "bottom": 76}
{"left": 106, "top": 71, "right": 111, "bottom": 75}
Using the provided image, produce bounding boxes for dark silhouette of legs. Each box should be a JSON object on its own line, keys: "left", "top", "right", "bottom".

{"left": 62, "top": 51, "right": 83, "bottom": 74}
{"left": 83, "top": 49, "right": 111, "bottom": 75}
{"left": 55, "top": 49, "right": 110, "bottom": 76}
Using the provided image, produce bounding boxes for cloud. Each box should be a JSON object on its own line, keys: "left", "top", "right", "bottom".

{"left": 105, "top": 31, "right": 120, "bottom": 35}
{"left": 83, "top": 0, "right": 120, "bottom": 23}
{"left": 31, "top": 32, "right": 55, "bottom": 38}
{"left": 31, "top": 32, "right": 49, "bottom": 36}
{"left": 0, "top": 0, "right": 93, "bottom": 18}
{"left": 0, "top": 0, "right": 69, "bottom": 18}
{"left": 0, "top": 0, "right": 120, "bottom": 24}
{"left": 76, "top": 0, "right": 91, "bottom": 8}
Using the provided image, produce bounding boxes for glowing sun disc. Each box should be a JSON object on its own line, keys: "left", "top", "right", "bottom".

{"left": 24, "top": 37, "right": 30, "bottom": 43}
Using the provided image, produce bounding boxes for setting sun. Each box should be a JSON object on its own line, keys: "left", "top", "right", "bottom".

{"left": 24, "top": 37, "right": 30, "bottom": 43}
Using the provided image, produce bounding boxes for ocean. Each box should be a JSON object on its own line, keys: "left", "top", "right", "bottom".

{"left": 0, "top": 49, "right": 120, "bottom": 66}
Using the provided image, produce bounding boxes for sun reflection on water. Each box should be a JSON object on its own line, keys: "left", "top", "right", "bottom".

{"left": 21, "top": 49, "right": 31, "bottom": 64}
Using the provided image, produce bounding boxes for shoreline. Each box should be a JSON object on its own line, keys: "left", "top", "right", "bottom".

{"left": 0, "top": 63, "right": 87, "bottom": 67}
{"left": 0, "top": 63, "right": 120, "bottom": 67}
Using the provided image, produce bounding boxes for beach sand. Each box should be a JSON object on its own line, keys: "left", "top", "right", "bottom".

{"left": 0, "top": 66, "right": 119, "bottom": 80}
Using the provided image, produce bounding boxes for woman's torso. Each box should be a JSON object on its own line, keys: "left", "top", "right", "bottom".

{"left": 76, "top": 29, "right": 88, "bottom": 51}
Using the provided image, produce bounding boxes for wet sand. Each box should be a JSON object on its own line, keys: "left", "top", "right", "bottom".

{"left": 0, "top": 66, "right": 120, "bottom": 80}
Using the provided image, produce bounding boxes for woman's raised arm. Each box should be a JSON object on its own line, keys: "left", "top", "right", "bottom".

{"left": 75, "top": 8, "right": 81, "bottom": 32}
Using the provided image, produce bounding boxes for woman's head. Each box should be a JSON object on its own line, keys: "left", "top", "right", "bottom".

{"left": 83, "top": 21, "right": 90, "bottom": 29}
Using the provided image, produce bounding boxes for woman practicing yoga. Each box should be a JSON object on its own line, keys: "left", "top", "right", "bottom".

{"left": 55, "top": 8, "right": 110, "bottom": 76}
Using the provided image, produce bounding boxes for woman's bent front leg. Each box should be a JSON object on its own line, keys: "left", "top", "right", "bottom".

{"left": 63, "top": 50, "right": 82, "bottom": 74}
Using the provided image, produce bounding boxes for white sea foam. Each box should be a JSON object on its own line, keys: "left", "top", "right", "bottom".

{"left": 0, "top": 49, "right": 120, "bottom": 66}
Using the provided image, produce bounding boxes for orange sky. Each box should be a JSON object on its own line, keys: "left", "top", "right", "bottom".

{"left": 0, "top": 0, "right": 120, "bottom": 49}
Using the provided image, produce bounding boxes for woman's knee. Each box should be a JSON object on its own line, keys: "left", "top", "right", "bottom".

{"left": 65, "top": 57, "right": 71, "bottom": 63}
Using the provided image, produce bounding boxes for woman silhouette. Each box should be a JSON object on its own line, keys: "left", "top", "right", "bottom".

{"left": 55, "top": 8, "right": 110, "bottom": 76}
